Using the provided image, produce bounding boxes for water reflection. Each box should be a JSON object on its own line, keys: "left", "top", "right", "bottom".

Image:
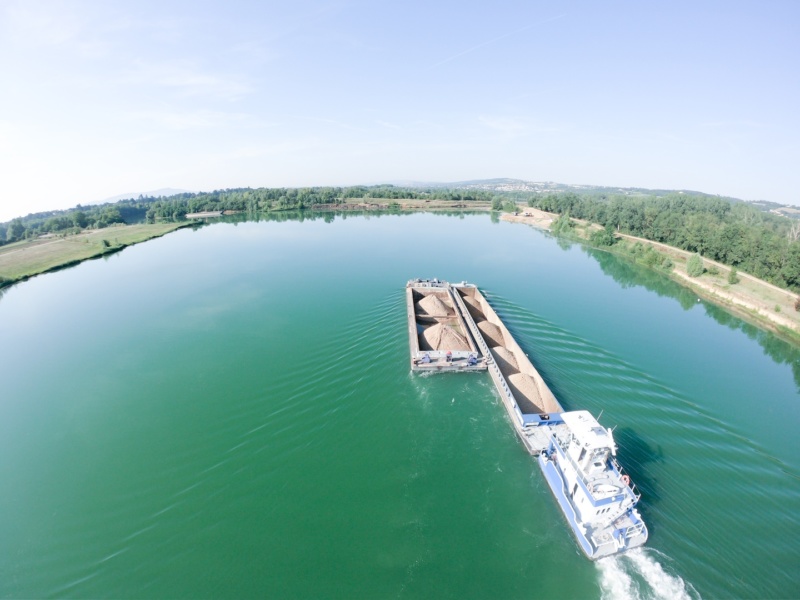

{"left": 585, "top": 246, "right": 800, "bottom": 390}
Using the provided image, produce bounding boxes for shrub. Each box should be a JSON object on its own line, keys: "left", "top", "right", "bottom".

{"left": 551, "top": 213, "right": 575, "bottom": 234}
{"left": 795, "top": 297, "right": 800, "bottom": 312}
{"left": 642, "top": 247, "right": 660, "bottom": 267}
{"left": 686, "top": 254, "right": 704, "bottom": 277}
{"left": 707, "top": 265, "right": 720, "bottom": 276}
{"left": 661, "top": 257, "right": 674, "bottom": 271}
{"left": 590, "top": 225, "right": 616, "bottom": 247}
{"left": 728, "top": 267, "right": 740, "bottom": 285}
{"left": 502, "top": 200, "right": 518, "bottom": 213}
{"left": 101, "top": 239, "right": 110, "bottom": 248}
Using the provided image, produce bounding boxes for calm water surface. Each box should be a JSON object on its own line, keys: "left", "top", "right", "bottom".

{"left": 1, "top": 212, "right": 798, "bottom": 599}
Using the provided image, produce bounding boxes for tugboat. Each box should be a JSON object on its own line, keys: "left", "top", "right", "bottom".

{"left": 538, "top": 410, "right": 648, "bottom": 559}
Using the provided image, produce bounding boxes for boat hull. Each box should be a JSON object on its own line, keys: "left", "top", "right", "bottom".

{"left": 538, "top": 453, "right": 648, "bottom": 560}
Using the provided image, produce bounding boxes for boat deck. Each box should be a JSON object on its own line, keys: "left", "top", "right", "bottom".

{"left": 407, "top": 280, "right": 487, "bottom": 373}
{"left": 407, "top": 279, "right": 563, "bottom": 454}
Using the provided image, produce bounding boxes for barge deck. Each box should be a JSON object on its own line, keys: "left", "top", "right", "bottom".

{"left": 406, "top": 279, "right": 487, "bottom": 373}
{"left": 406, "top": 279, "right": 563, "bottom": 454}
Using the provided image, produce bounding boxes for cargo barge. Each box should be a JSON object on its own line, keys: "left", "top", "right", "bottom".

{"left": 406, "top": 278, "right": 486, "bottom": 372}
{"left": 406, "top": 279, "right": 648, "bottom": 559}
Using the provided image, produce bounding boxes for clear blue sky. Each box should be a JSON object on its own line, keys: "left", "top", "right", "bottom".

{"left": 1, "top": 0, "right": 798, "bottom": 221}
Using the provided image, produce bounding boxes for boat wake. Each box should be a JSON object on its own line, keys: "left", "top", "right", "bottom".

{"left": 597, "top": 548, "right": 699, "bottom": 600}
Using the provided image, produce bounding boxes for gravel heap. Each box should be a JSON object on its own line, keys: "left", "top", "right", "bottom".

{"left": 508, "top": 373, "right": 544, "bottom": 413}
{"left": 490, "top": 346, "right": 519, "bottom": 377}
{"left": 477, "top": 320, "right": 505, "bottom": 347}
{"left": 421, "top": 322, "right": 470, "bottom": 351}
{"left": 417, "top": 294, "right": 452, "bottom": 317}
{"left": 462, "top": 296, "right": 485, "bottom": 320}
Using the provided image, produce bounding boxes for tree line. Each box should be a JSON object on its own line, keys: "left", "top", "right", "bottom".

{"left": 527, "top": 192, "right": 800, "bottom": 292}
{"left": 0, "top": 185, "right": 494, "bottom": 244}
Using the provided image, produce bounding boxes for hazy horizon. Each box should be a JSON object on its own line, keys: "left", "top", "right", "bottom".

{"left": 2, "top": 0, "right": 798, "bottom": 222}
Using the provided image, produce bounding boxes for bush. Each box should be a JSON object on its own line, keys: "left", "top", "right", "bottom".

{"left": 686, "top": 253, "right": 704, "bottom": 277}
{"left": 590, "top": 225, "right": 616, "bottom": 247}
{"left": 794, "top": 297, "right": 800, "bottom": 312}
{"left": 707, "top": 265, "right": 720, "bottom": 276}
{"left": 661, "top": 257, "right": 674, "bottom": 271}
{"left": 551, "top": 212, "right": 575, "bottom": 235}
{"left": 728, "top": 267, "right": 740, "bottom": 285}
{"left": 101, "top": 239, "right": 110, "bottom": 248}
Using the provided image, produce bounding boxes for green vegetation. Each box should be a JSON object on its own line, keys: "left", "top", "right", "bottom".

{"left": 589, "top": 224, "right": 617, "bottom": 247}
{"left": 502, "top": 200, "right": 518, "bottom": 213}
{"left": 686, "top": 254, "right": 704, "bottom": 277}
{"left": 0, "top": 185, "right": 494, "bottom": 246}
{"left": 551, "top": 212, "right": 575, "bottom": 235}
{"left": 526, "top": 192, "right": 800, "bottom": 292}
{"left": 729, "top": 267, "right": 740, "bottom": 285}
{"left": 0, "top": 223, "right": 188, "bottom": 286}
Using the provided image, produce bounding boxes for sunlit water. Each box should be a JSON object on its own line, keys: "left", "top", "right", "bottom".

{"left": 1, "top": 212, "right": 798, "bottom": 598}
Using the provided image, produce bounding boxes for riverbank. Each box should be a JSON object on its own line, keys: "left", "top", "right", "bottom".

{"left": 0, "top": 222, "right": 191, "bottom": 288}
{"left": 309, "top": 198, "right": 492, "bottom": 211}
{"left": 502, "top": 209, "right": 800, "bottom": 342}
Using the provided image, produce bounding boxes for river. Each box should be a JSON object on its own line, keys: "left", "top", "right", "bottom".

{"left": 1, "top": 212, "right": 798, "bottom": 598}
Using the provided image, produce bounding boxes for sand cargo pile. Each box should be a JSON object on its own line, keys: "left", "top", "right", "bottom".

{"left": 406, "top": 279, "right": 486, "bottom": 372}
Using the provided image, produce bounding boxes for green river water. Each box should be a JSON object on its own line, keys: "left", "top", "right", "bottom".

{"left": 1, "top": 212, "right": 798, "bottom": 599}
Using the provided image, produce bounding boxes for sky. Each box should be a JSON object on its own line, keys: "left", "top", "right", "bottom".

{"left": 1, "top": 0, "right": 799, "bottom": 222}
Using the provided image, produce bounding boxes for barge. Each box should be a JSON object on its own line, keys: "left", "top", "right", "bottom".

{"left": 406, "top": 278, "right": 648, "bottom": 559}
{"left": 406, "top": 278, "right": 486, "bottom": 373}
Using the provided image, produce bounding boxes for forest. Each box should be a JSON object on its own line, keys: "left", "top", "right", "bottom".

{"left": 3, "top": 184, "right": 800, "bottom": 293}
{"left": 526, "top": 192, "right": 800, "bottom": 292}
{"left": 0, "top": 185, "right": 493, "bottom": 244}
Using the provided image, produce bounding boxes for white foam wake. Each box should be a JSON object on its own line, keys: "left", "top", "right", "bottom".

{"left": 597, "top": 548, "right": 699, "bottom": 600}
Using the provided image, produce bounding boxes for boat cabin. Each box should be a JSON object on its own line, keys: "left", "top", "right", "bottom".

{"left": 561, "top": 411, "right": 617, "bottom": 475}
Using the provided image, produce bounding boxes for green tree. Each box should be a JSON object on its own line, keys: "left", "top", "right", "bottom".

{"left": 590, "top": 224, "right": 616, "bottom": 246}
{"left": 551, "top": 212, "right": 575, "bottom": 235}
{"left": 728, "top": 267, "right": 740, "bottom": 285}
{"left": 7, "top": 219, "right": 25, "bottom": 242}
{"left": 491, "top": 197, "right": 503, "bottom": 211}
{"left": 72, "top": 211, "right": 88, "bottom": 228}
{"left": 686, "top": 253, "right": 704, "bottom": 277}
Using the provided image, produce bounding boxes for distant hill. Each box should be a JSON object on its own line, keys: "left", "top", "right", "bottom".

{"left": 93, "top": 188, "right": 194, "bottom": 205}
{"left": 381, "top": 178, "right": 799, "bottom": 217}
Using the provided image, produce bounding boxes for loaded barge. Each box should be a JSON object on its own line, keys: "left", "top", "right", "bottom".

{"left": 406, "top": 279, "right": 648, "bottom": 559}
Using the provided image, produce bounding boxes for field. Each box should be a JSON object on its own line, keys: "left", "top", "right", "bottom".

{"left": 0, "top": 223, "right": 189, "bottom": 284}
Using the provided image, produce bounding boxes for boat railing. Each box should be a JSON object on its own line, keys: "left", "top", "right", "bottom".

{"left": 554, "top": 440, "right": 641, "bottom": 504}
{"left": 611, "top": 458, "right": 641, "bottom": 501}
{"left": 407, "top": 278, "right": 449, "bottom": 289}
{"left": 624, "top": 522, "right": 645, "bottom": 538}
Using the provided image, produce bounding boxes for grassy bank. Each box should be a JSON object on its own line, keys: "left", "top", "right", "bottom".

{"left": 502, "top": 209, "right": 800, "bottom": 343}
{"left": 0, "top": 222, "right": 190, "bottom": 287}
